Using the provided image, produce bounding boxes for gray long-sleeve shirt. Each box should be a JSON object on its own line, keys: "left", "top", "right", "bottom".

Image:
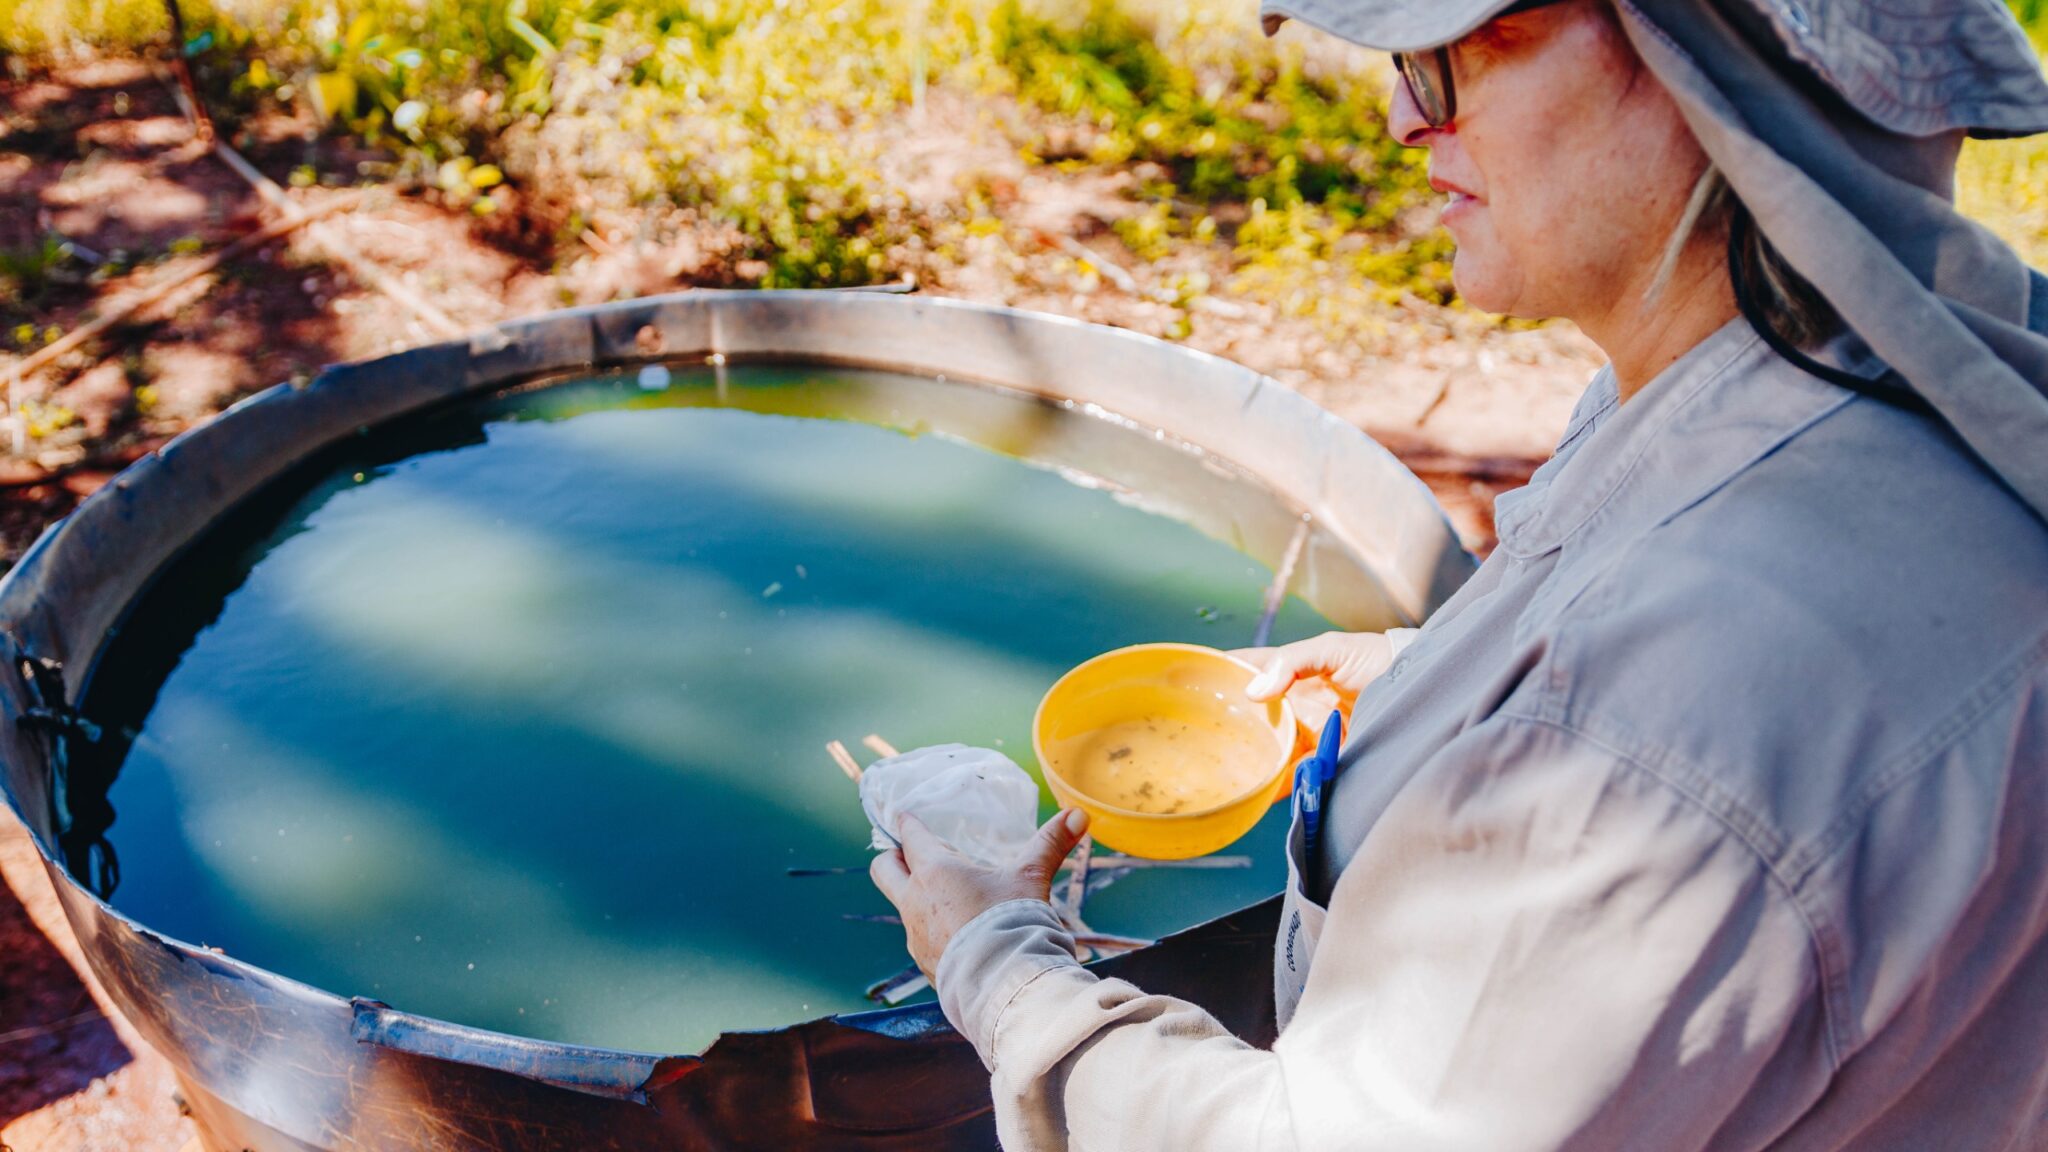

{"left": 937, "top": 318, "right": 2048, "bottom": 1150}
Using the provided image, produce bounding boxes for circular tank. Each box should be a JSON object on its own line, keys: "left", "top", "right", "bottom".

{"left": 0, "top": 291, "right": 1474, "bottom": 1150}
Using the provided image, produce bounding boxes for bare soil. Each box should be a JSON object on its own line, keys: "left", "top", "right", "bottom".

{"left": 1, "top": 810, "right": 196, "bottom": 1151}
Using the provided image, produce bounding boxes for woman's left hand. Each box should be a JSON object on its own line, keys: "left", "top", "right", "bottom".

{"left": 871, "top": 807, "right": 1092, "bottom": 981}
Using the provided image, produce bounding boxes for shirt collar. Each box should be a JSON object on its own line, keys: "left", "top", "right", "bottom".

{"left": 1494, "top": 318, "right": 1852, "bottom": 559}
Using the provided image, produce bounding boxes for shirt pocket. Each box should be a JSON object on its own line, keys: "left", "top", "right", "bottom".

{"left": 1274, "top": 810, "right": 1329, "bottom": 1033}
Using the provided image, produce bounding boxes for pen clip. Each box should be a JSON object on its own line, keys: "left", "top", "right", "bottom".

{"left": 1296, "top": 710, "right": 1344, "bottom": 849}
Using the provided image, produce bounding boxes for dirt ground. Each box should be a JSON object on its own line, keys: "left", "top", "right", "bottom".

{"left": 1, "top": 810, "right": 197, "bottom": 1152}
{"left": 0, "top": 56, "right": 1600, "bottom": 1146}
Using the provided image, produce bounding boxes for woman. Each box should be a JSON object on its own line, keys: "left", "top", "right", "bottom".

{"left": 871, "top": 0, "right": 2048, "bottom": 1147}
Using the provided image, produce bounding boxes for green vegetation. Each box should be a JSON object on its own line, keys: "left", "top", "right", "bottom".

{"left": 981, "top": 0, "right": 1449, "bottom": 300}
{"left": 0, "top": 0, "right": 1443, "bottom": 312}
{"left": 1958, "top": 5, "right": 2048, "bottom": 269}
{"left": 1, "top": 0, "right": 2042, "bottom": 311}
{"left": 0, "top": 235, "right": 75, "bottom": 306}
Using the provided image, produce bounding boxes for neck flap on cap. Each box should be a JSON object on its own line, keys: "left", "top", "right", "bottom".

{"left": 1615, "top": 0, "right": 2048, "bottom": 524}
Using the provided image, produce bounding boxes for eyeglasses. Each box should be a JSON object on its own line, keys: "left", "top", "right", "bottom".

{"left": 1392, "top": 0, "right": 1571, "bottom": 128}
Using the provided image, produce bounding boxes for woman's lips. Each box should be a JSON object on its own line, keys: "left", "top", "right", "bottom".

{"left": 1430, "top": 175, "right": 1483, "bottom": 226}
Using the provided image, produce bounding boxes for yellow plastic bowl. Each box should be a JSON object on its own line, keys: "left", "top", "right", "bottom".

{"left": 1033, "top": 643, "right": 1297, "bottom": 859}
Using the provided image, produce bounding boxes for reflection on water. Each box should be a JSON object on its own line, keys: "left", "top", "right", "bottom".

{"left": 75, "top": 364, "right": 1387, "bottom": 1053}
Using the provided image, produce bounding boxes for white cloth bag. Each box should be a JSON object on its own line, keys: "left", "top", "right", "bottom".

{"left": 859, "top": 744, "right": 1040, "bottom": 867}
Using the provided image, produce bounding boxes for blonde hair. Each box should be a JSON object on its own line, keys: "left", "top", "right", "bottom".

{"left": 1650, "top": 165, "right": 1840, "bottom": 348}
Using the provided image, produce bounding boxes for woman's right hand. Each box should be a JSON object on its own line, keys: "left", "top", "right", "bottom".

{"left": 1235, "top": 630, "right": 1397, "bottom": 721}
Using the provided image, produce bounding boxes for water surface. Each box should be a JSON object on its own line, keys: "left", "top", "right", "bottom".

{"left": 76, "top": 363, "right": 1375, "bottom": 1052}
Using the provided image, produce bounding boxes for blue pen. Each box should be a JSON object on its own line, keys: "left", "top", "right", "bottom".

{"left": 1295, "top": 710, "right": 1345, "bottom": 851}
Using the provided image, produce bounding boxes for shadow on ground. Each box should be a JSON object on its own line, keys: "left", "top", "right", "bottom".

{"left": 0, "top": 867, "right": 130, "bottom": 1124}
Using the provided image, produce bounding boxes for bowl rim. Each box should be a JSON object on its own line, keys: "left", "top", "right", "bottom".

{"left": 1032, "top": 641, "right": 1299, "bottom": 825}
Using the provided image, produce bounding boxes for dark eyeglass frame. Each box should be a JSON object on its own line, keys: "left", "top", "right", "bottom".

{"left": 1392, "top": 0, "right": 1572, "bottom": 128}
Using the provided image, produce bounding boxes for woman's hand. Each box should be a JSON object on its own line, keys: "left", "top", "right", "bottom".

{"left": 871, "top": 807, "right": 1091, "bottom": 982}
{"left": 1234, "top": 630, "right": 1397, "bottom": 721}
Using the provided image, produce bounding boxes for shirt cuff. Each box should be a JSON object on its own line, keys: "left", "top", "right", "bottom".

{"left": 935, "top": 898, "right": 1085, "bottom": 1070}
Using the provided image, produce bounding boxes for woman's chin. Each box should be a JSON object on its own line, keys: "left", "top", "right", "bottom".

{"left": 1449, "top": 256, "right": 1518, "bottom": 316}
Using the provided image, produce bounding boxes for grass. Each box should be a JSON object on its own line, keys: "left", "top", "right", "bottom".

{"left": 1, "top": 0, "right": 2041, "bottom": 311}
{"left": 0, "top": 235, "right": 75, "bottom": 307}
{"left": 1957, "top": 10, "right": 2048, "bottom": 270}
{"left": 0, "top": 0, "right": 1446, "bottom": 311}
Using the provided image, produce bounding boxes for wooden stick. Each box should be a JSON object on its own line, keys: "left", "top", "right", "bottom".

{"left": 208, "top": 140, "right": 467, "bottom": 340}
{"left": 1411, "top": 374, "right": 1454, "bottom": 430}
{"left": 1073, "top": 930, "right": 1154, "bottom": 952}
{"left": 865, "top": 964, "right": 930, "bottom": 1006}
{"left": 1059, "top": 834, "right": 1093, "bottom": 924}
{"left": 0, "top": 1008, "right": 103, "bottom": 1047}
{"left": 825, "top": 740, "right": 863, "bottom": 783}
{"left": 161, "top": 0, "right": 215, "bottom": 144}
{"left": 3, "top": 197, "right": 353, "bottom": 383}
{"left": 1043, "top": 232, "right": 1248, "bottom": 318}
{"left": 861, "top": 734, "right": 900, "bottom": 759}
{"left": 0, "top": 433, "right": 174, "bottom": 490}
{"left": 1252, "top": 514, "right": 1312, "bottom": 648}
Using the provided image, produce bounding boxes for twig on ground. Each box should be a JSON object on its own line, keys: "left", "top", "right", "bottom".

{"left": 1412, "top": 375, "right": 1454, "bottom": 429}
{"left": 144, "top": 60, "right": 464, "bottom": 340}
{"left": 0, "top": 434, "right": 175, "bottom": 490}
{"left": 1053, "top": 233, "right": 1142, "bottom": 293}
{"left": 161, "top": 0, "right": 215, "bottom": 144}
{"left": 1043, "top": 232, "right": 1248, "bottom": 318}
{"left": 3, "top": 196, "right": 355, "bottom": 384}
{"left": 0, "top": 1008, "right": 103, "bottom": 1047}
{"left": 207, "top": 140, "right": 467, "bottom": 340}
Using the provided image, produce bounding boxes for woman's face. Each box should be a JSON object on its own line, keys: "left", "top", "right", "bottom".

{"left": 1390, "top": 1, "right": 1709, "bottom": 322}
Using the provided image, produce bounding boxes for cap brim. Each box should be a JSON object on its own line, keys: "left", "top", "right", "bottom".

{"left": 1258, "top": 0, "right": 1517, "bottom": 50}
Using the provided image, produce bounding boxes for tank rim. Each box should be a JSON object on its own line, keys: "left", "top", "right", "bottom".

{"left": 0, "top": 289, "right": 1472, "bottom": 1139}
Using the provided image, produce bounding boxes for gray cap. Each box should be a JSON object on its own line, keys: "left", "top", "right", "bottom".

{"left": 1257, "top": 0, "right": 2048, "bottom": 137}
{"left": 1261, "top": 0, "right": 2048, "bottom": 525}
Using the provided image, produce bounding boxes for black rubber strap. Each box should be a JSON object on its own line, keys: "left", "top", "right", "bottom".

{"left": 1726, "top": 209, "right": 1933, "bottom": 416}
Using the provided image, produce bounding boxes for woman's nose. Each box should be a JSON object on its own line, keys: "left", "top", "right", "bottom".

{"left": 1387, "top": 76, "right": 1435, "bottom": 146}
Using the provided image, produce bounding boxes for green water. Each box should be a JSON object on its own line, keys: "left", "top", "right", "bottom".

{"left": 76, "top": 363, "right": 1378, "bottom": 1054}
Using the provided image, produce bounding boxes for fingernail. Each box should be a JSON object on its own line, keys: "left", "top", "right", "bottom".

{"left": 1064, "top": 808, "right": 1090, "bottom": 835}
{"left": 1245, "top": 671, "right": 1275, "bottom": 698}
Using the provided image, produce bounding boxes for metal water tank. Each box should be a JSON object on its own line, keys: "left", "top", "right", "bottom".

{"left": 0, "top": 291, "right": 1473, "bottom": 1150}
